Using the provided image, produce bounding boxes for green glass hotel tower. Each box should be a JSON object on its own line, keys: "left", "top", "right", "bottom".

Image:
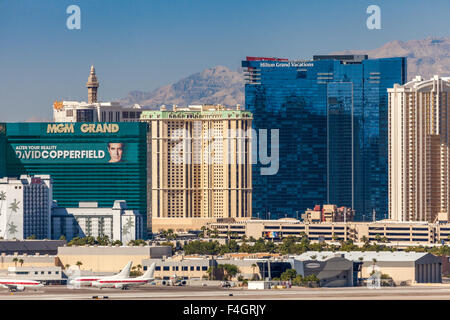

{"left": 0, "top": 122, "right": 148, "bottom": 234}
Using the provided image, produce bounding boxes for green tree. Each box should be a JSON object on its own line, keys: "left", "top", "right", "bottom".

{"left": 76, "top": 261, "right": 83, "bottom": 269}
{"left": 220, "top": 264, "right": 240, "bottom": 280}
{"left": 12, "top": 257, "right": 18, "bottom": 267}
{"left": 18, "top": 258, "right": 24, "bottom": 267}
{"left": 26, "top": 234, "right": 36, "bottom": 240}
{"left": 280, "top": 269, "right": 297, "bottom": 281}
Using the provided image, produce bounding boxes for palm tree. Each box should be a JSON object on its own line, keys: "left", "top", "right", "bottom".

{"left": 18, "top": 259, "right": 24, "bottom": 267}
{"left": 65, "top": 264, "right": 70, "bottom": 270}
{"left": 7, "top": 222, "right": 18, "bottom": 237}
{"left": 76, "top": 261, "right": 83, "bottom": 269}
{"left": 8, "top": 199, "right": 20, "bottom": 213}
{"left": 12, "top": 257, "right": 18, "bottom": 268}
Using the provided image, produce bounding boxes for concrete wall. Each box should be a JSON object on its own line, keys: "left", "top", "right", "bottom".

{"left": 0, "top": 255, "right": 57, "bottom": 270}
{"left": 57, "top": 246, "right": 172, "bottom": 272}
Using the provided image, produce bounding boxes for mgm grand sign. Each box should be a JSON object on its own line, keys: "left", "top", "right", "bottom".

{"left": 46, "top": 123, "right": 120, "bottom": 134}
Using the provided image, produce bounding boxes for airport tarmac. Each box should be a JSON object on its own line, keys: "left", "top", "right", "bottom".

{"left": 0, "top": 285, "right": 450, "bottom": 300}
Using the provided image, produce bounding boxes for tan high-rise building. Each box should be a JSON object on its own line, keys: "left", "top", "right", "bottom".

{"left": 86, "top": 65, "right": 99, "bottom": 104}
{"left": 388, "top": 76, "right": 450, "bottom": 222}
{"left": 140, "top": 105, "right": 253, "bottom": 232}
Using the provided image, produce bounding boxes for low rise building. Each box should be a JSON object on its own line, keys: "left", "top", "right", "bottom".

{"left": 289, "top": 254, "right": 355, "bottom": 287}
{"left": 144, "top": 255, "right": 213, "bottom": 280}
{"left": 51, "top": 200, "right": 144, "bottom": 243}
{"left": 0, "top": 253, "right": 58, "bottom": 270}
{"left": 0, "top": 239, "right": 66, "bottom": 255}
{"left": 7, "top": 266, "right": 63, "bottom": 284}
{"left": 208, "top": 219, "right": 351, "bottom": 241}
{"left": 57, "top": 245, "right": 172, "bottom": 273}
{"left": 302, "top": 204, "right": 354, "bottom": 223}
{"left": 294, "top": 251, "right": 442, "bottom": 284}
{"left": 206, "top": 219, "right": 450, "bottom": 245}
{"left": 142, "top": 254, "right": 291, "bottom": 281}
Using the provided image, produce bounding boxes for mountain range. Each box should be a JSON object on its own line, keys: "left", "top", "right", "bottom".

{"left": 119, "top": 37, "right": 450, "bottom": 108}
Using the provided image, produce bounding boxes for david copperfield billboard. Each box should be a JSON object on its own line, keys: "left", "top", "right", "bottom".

{"left": 2, "top": 122, "right": 147, "bottom": 231}
{"left": 11, "top": 123, "right": 135, "bottom": 163}
{"left": 13, "top": 142, "right": 131, "bottom": 163}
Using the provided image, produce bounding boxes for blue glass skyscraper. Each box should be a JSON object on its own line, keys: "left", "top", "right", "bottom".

{"left": 243, "top": 55, "right": 406, "bottom": 221}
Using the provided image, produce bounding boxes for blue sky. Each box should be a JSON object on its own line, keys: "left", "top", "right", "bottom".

{"left": 0, "top": 0, "right": 449, "bottom": 121}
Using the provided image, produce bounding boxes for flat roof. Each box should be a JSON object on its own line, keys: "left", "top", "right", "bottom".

{"left": 291, "top": 251, "right": 431, "bottom": 262}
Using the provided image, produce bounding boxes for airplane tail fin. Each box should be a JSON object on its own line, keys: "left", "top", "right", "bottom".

{"left": 137, "top": 263, "right": 156, "bottom": 280}
{"left": 109, "top": 261, "right": 132, "bottom": 279}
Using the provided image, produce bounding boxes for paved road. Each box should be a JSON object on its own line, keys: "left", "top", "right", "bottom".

{"left": 1, "top": 285, "right": 450, "bottom": 300}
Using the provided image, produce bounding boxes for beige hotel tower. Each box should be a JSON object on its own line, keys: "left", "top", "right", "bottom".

{"left": 140, "top": 105, "right": 253, "bottom": 232}
{"left": 388, "top": 76, "right": 450, "bottom": 222}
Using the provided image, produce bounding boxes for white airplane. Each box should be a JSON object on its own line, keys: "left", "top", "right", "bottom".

{"left": 91, "top": 263, "right": 156, "bottom": 290}
{"left": 0, "top": 279, "right": 44, "bottom": 292}
{"left": 161, "top": 274, "right": 187, "bottom": 286}
{"left": 68, "top": 261, "right": 133, "bottom": 288}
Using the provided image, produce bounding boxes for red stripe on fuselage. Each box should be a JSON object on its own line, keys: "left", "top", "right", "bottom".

{"left": 98, "top": 280, "right": 147, "bottom": 284}
{"left": 76, "top": 279, "right": 100, "bottom": 281}
{"left": 0, "top": 282, "right": 39, "bottom": 285}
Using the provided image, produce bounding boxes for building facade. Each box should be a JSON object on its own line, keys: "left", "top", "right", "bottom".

{"left": 140, "top": 105, "right": 253, "bottom": 232}
{"left": 0, "top": 175, "right": 52, "bottom": 240}
{"left": 294, "top": 251, "right": 442, "bottom": 284}
{"left": 56, "top": 245, "right": 172, "bottom": 273}
{"left": 51, "top": 200, "right": 144, "bottom": 242}
{"left": 53, "top": 101, "right": 144, "bottom": 123}
{"left": 206, "top": 218, "right": 450, "bottom": 244}
{"left": 243, "top": 55, "right": 407, "bottom": 221}
{"left": 302, "top": 204, "right": 355, "bottom": 223}
{"left": 0, "top": 122, "right": 148, "bottom": 234}
{"left": 388, "top": 76, "right": 450, "bottom": 222}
